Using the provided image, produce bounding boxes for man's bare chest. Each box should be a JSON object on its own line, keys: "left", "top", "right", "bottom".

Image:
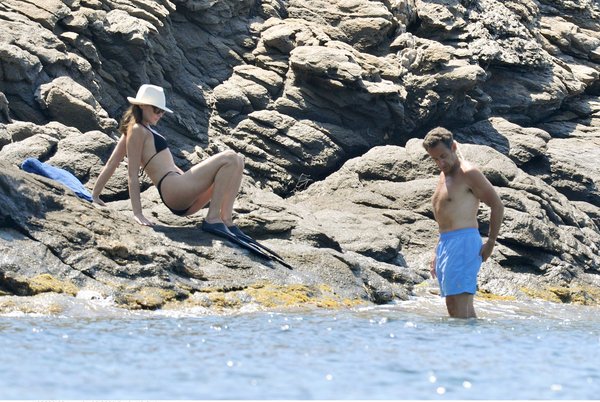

{"left": 433, "top": 177, "right": 471, "bottom": 205}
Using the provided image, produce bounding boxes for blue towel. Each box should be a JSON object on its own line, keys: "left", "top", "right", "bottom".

{"left": 21, "top": 158, "right": 93, "bottom": 202}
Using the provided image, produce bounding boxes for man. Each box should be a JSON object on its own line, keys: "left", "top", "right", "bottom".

{"left": 423, "top": 127, "right": 504, "bottom": 318}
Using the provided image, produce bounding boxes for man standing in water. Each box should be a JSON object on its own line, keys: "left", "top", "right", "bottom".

{"left": 423, "top": 127, "right": 504, "bottom": 318}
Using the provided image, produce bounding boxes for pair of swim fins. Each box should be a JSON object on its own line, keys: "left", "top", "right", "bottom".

{"left": 201, "top": 221, "right": 293, "bottom": 269}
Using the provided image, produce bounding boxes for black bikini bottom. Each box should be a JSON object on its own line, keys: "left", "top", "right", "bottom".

{"left": 157, "top": 171, "right": 193, "bottom": 216}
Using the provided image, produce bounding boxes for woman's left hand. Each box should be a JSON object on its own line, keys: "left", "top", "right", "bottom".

{"left": 133, "top": 213, "right": 154, "bottom": 226}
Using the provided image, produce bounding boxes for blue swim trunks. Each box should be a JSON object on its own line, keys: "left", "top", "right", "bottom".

{"left": 435, "top": 228, "right": 483, "bottom": 297}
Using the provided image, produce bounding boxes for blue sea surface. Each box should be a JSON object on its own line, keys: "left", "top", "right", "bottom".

{"left": 0, "top": 294, "right": 599, "bottom": 399}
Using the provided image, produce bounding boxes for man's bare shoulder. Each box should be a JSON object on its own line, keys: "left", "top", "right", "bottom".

{"left": 458, "top": 160, "right": 483, "bottom": 179}
{"left": 460, "top": 160, "right": 490, "bottom": 187}
{"left": 460, "top": 160, "right": 479, "bottom": 173}
{"left": 461, "top": 160, "right": 498, "bottom": 198}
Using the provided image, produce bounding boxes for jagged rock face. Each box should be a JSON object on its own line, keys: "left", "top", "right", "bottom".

{"left": 0, "top": 0, "right": 599, "bottom": 309}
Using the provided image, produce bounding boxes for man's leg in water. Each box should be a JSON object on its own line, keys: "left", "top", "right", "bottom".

{"left": 445, "top": 293, "right": 476, "bottom": 318}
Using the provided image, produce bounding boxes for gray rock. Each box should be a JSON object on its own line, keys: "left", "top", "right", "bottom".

{"left": 456, "top": 117, "right": 551, "bottom": 166}
{"left": 0, "top": 161, "right": 425, "bottom": 309}
{"left": 540, "top": 16, "right": 600, "bottom": 60}
{"left": 414, "top": 0, "right": 468, "bottom": 33}
{"left": 0, "top": 92, "right": 11, "bottom": 124}
{"left": 0, "top": 134, "right": 58, "bottom": 167}
{"left": 47, "top": 130, "right": 116, "bottom": 181}
{"left": 573, "top": 201, "right": 600, "bottom": 230}
{"left": 256, "top": 0, "right": 288, "bottom": 19}
{"left": 1, "top": 0, "right": 71, "bottom": 31}
{"left": 4, "top": 121, "right": 76, "bottom": 143}
{"left": 0, "top": 125, "right": 9, "bottom": 150}
{"left": 290, "top": 141, "right": 600, "bottom": 300}
{"left": 0, "top": 43, "right": 42, "bottom": 83}
{"left": 545, "top": 136, "right": 600, "bottom": 205}
{"left": 287, "top": 0, "right": 395, "bottom": 50}
{"left": 37, "top": 77, "right": 116, "bottom": 133}
{"left": 1, "top": 0, "right": 600, "bottom": 310}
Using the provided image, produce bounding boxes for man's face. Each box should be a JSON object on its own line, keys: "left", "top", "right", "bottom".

{"left": 426, "top": 142, "right": 458, "bottom": 174}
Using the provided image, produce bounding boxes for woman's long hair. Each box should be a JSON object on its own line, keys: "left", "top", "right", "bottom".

{"left": 119, "top": 105, "right": 143, "bottom": 136}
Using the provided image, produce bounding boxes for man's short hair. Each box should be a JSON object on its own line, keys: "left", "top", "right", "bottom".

{"left": 422, "top": 127, "right": 454, "bottom": 150}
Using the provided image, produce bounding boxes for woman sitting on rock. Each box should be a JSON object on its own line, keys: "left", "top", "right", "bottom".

{"left": 92, "top": 84, "right": 248, "bottom": 241}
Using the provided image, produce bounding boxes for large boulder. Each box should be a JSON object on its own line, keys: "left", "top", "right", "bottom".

{"left": 1, "top": 0, "right": 600, "bottom": 310}
{"left": 287, "top": 0, "right": 396, "bottom": 50}
{"left": 0, "top": 160, "right": 425, "bottom": 309}
{"left": 455, "top": 117, "right": 551, "bottom": 166}
{"left": 291, "top": 140, "right": 600, "bottom": 299}
{"left": 37, "top": 77, "right": 117, "bottom": 133}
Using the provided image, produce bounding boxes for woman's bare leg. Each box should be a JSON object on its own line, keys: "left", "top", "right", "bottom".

{"left": 204, "top": 151, "right": 244, "bottom": 225}
{"left": 162, "top": 151, "right": 244, "bottom": 221}
{"left": 160, "top": 151, "right": 242, "bottom": 220}
{"left": 183, "top": 184, "right": 213, "bottom": 216}
{"left": 219, "top": 154, "right": 244, "bottom": 225}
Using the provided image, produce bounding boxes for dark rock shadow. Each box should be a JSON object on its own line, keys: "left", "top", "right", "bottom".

{"left": 453, "top": 119, "right": 510, "bottom": 155}
{"left": 151, "top": 224, "right": 281, "bottom": 270}
{"left": 151, "top": 223, "right": 212, "bottom": 247}
{"left": 496, "top": 241, "right": 560, "bottom": 275}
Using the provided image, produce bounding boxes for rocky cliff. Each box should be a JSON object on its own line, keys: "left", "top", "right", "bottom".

{"left": 1, "top": 0, "right": 599, "bottom": 311}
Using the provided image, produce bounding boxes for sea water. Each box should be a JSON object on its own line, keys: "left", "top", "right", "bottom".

{"left": 0, "top": 293, "right": 599, "bottom": 399}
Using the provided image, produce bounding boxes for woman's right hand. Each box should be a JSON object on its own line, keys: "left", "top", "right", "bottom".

{"left": 92, "top": 195, "right": 106, "bottom": 206}
{"left": 133, "top": 213, "right": 154, "bottom": 226}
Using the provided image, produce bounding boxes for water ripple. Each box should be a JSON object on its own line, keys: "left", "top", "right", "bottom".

{"left": 0, "top": 294, "right": 599, "bottom": 399}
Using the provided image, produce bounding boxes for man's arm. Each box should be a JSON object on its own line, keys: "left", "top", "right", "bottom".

{"left": 429, "top": 178, "right": 443, "bottom": 277}
{"left": 466, "top": 168, "right": 504, "bottom": 261}
{"left": 430, "top": 238, "right": 439, "bottom": 278}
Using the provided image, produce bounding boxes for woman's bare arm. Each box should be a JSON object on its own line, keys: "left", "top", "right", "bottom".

{"left": 92, "top": 136, "right": 127, "bottom": 205}
{"left": 126, "top": 124, "right": 153, "bottom": 226}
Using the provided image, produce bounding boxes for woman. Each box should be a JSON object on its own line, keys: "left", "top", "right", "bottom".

{"left": 92, "top": 84, "right": 248, "bottom": 240}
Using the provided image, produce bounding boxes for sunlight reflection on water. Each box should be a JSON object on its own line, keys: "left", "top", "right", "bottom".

{"left": 0, "top": 293, "right": 598, "bottom": 399}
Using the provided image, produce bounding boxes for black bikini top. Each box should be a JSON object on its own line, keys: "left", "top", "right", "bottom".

{"left": 140, "top": 125, "right": 169, "bottom": 174}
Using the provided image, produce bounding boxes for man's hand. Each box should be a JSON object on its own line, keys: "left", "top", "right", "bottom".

{"left": 430, "top": 255, "right": 437, "bottom": 279}
{"left": 133, "top": 213, "right": 154, "bottom": 226}
{"left": 480, "top": 240, "right": 495, "bottom": 262}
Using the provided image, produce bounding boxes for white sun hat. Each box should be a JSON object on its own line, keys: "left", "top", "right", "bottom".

{"left": 127, "top": 84, "right": 173, "bottom": 113}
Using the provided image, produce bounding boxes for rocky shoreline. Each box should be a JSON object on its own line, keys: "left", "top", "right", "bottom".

{"left": 1, "top": 0, "right": 599, "bottom": 311}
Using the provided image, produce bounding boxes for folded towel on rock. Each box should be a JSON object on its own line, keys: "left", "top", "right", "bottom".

{"left": 21, "top": 158, "right": 93, "bottom": 202}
